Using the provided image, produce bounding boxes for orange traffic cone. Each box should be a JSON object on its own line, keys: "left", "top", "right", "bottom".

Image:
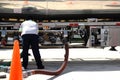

{"left": 111, "top": 1, "right": 118, "bottom": 5}
{"left": 9, "top": 40, "right": 23, "bottom": 80}
{"left": 24, "top": 0, "right": 29, "bottom": 5}
{"left": 66, "top": 1, "right": 73, "bottom": 5}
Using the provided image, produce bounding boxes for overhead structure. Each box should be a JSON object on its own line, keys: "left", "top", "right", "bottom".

{"left": 0, "top": 0, "right": 120, "bottom": 21}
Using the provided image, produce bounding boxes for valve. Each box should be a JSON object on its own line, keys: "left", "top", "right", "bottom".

{"left": 62, "top": 38, "right": 68, "bottom": 44}
{"left": 38, "top": 36, "right": 44, "bottom": 43}
{"left": 49, "top": 36, "right": 56, "bottom": 43}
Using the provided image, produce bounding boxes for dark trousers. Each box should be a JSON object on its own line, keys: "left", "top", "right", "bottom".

{"left": 22, "top": 34, "right": 43, "bottom": 68}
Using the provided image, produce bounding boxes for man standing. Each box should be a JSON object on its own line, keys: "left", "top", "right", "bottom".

{"left": 19, "top": 16, "right": 44, "bottom": 69}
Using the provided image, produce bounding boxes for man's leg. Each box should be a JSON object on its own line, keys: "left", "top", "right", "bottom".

{"left": 31, "top": 35, "right": 44, "bottom": 69}
{"left": 22, "top": 35, "right": 30, "bottom": 69}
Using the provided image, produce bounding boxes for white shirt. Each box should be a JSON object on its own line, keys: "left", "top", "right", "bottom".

{"left": 19, "top": 20, "right": 39, "bottom": 36}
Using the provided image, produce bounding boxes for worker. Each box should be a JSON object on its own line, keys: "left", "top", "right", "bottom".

{"left": 19, "top": 16, "right": 44, "bottom": 69}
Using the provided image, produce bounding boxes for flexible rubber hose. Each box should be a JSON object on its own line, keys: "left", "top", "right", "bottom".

{"left": 29, "top": 43, "right": 69, "bottom": 76}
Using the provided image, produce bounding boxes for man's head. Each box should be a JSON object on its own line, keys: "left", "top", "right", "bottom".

{"left": 26, "top": 15, "right": 34, "bottom": 20}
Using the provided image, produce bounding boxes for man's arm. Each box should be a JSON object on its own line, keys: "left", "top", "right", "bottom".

{"left": 19, "top": 24, "right": 22, "bottom": 35}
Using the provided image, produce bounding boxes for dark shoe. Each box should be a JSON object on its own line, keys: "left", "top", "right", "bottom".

{"left": 23, "top": 66, "right": 27, "bottom": 70}
{"left": 37, "top": 65, "right": 45, "bottom": 69}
